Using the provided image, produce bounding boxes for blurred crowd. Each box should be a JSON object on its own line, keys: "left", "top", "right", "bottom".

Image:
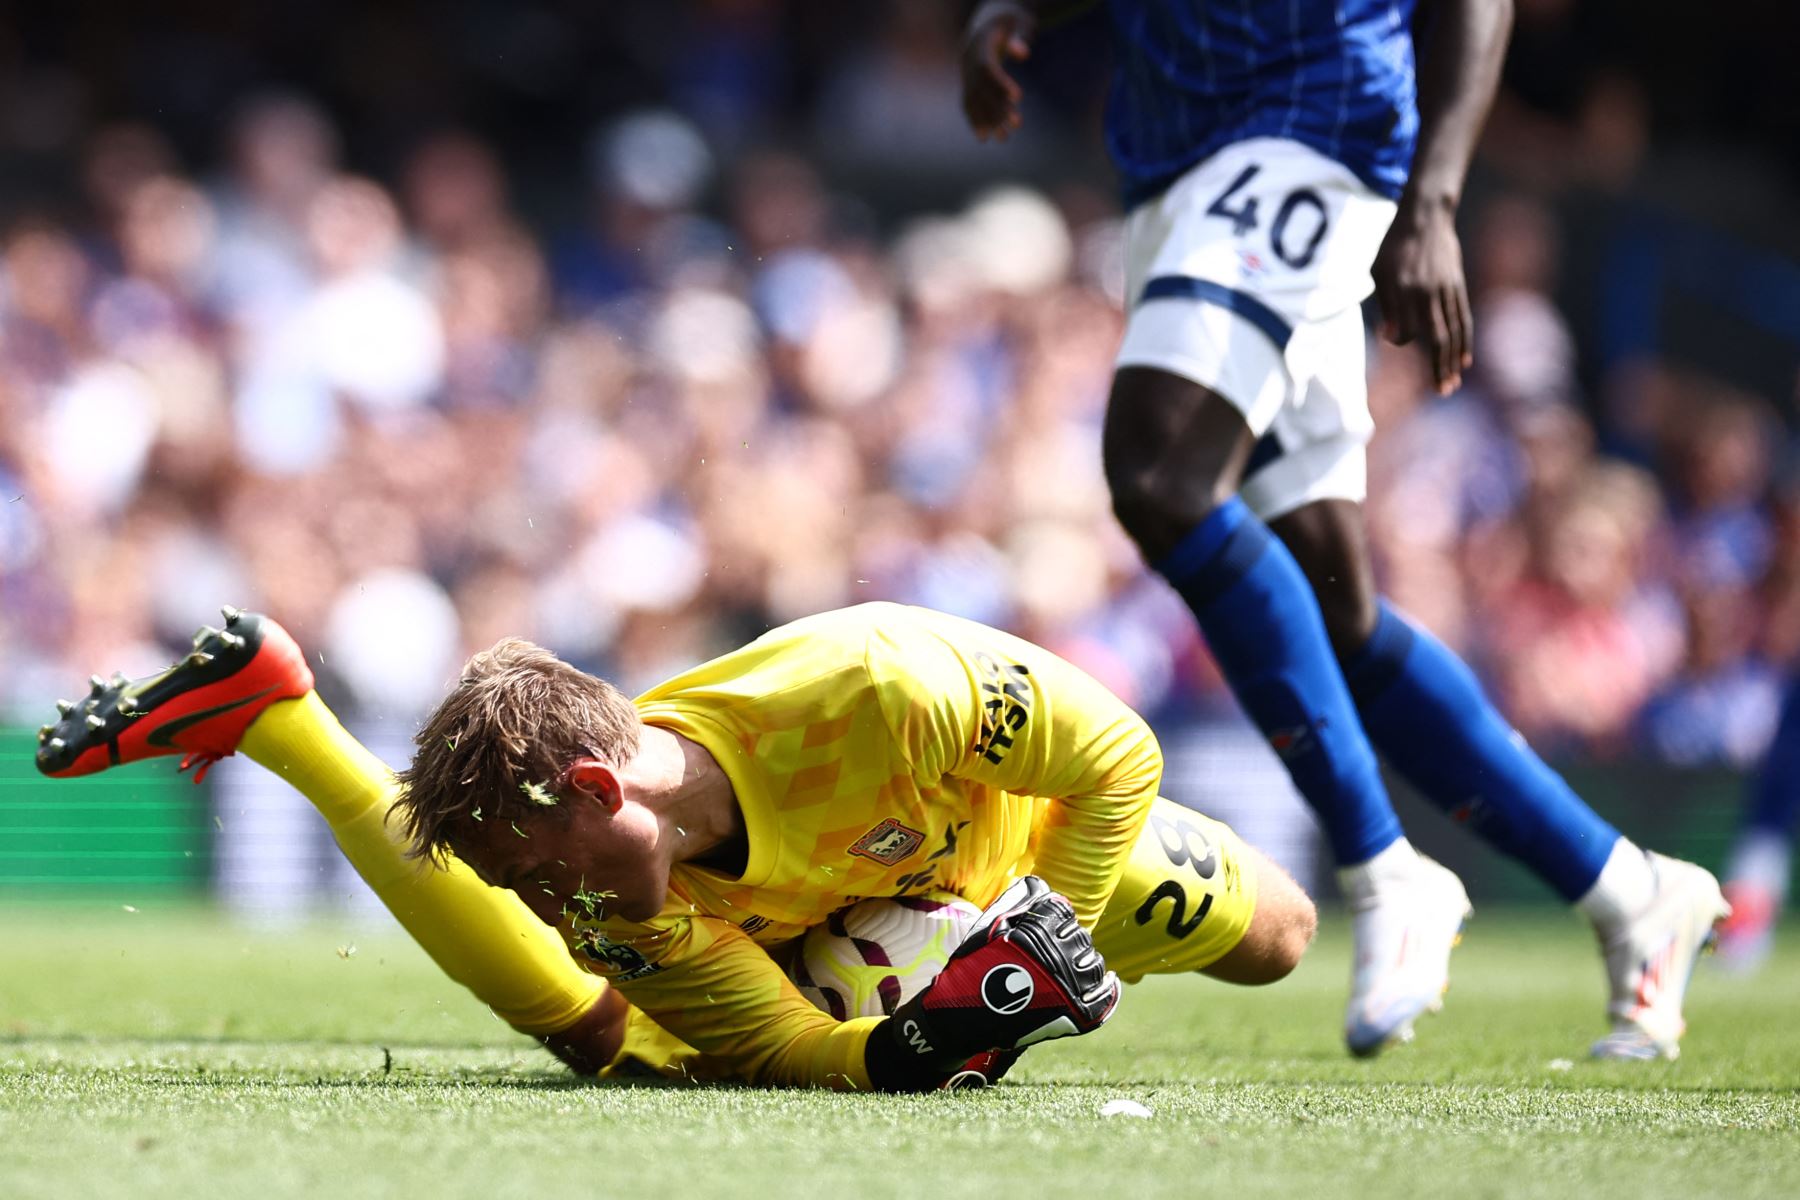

{"left": 0, "top": 98, "right": 1142, "bottom": 718}
{"left": 1367, "top": 206, "right": 1800, "bottom": 766}
{"left": 0, "top": 88, "right": 1794, "bottom": 779}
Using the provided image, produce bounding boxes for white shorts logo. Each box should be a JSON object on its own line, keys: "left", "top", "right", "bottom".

{"left": 981, "top": 963, "right": 1034, "bottom": 1015}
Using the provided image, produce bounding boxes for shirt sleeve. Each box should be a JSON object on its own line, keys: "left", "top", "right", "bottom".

{"left": 566, "top": 908, "right": 882, "bottom": 1090}
{"left": 868, "top": 612, "right": 1163, "bottom": 928}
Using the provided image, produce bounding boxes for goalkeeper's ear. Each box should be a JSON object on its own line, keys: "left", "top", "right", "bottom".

{"left": 564, "top": 758, "right": 624, "bottom": 815}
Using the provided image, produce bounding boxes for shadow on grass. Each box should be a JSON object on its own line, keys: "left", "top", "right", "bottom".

{"left": 0, "top": 1033, "right": 695, "bottom": 1089}
{"left": 12, "top": 1035, "right": 1796, "bottom": 1100}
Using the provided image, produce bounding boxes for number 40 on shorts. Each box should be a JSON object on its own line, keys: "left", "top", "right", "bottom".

{"left": 1206, "top": 163, "right": 1330, "bottom": 270}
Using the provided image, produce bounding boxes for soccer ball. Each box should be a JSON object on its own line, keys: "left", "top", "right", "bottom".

{"left": 791, "top": 891, "right": 982, "bottom": 1019}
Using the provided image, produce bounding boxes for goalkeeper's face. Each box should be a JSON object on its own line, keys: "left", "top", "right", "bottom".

{"left": 455, "top": 791, "right": 669, "bottom": 926}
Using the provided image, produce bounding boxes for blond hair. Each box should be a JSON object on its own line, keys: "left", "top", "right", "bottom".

{"left": 393, "top": 638, "right": 641, "bottom": 862}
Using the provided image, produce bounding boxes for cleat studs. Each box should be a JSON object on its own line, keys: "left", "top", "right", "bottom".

{"left": 116, "top": 696, "right": 137, "bottom": 715}
{"left": 47, "top": 736, "right": 65, "bottom": 752}
{"left": 221, "top": 605, "right": 242, "bottom": 626}
{"left": 192, "top": 625, "right": 220, "bottom": 649}
{"left": 218, "top": 631, "right": 245, "bottom": 651}
{"left": 55, "top": 699, "right": 73, "bottom": 715}
{"left": 111, "top": 671, "right": 129, "bottom": 687}
{"left": 85, "top": 713, "right": 107, "bottom": 731}
{"left": 38, "top": 724, "right": 52, "bottom": 743}
{"left": 89, "top": 674, "right": 106, "bottom": 695}
{"left": 186, "top": 651, "right": 214, "bottom": 667}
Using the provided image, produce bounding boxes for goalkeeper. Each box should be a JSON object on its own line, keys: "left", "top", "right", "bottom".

{"left": 36, "top": 602, "right": 1318, "bottom": 1091}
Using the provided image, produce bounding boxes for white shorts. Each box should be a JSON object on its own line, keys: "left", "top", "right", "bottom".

{"left": 1116, "top": 138, "right": 1398, "bottom": 520}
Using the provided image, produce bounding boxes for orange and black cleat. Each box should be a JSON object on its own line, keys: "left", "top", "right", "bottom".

{"left": 35, "top": 606, "right": 314, "bottom": 784}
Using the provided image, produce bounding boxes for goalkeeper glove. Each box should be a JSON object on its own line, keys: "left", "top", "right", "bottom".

{"left": 878, "top": 875, "right": 1119, "bottom": 1083}
{"left": 941, "top": 1047, "right": 1024, "bottom": 1090}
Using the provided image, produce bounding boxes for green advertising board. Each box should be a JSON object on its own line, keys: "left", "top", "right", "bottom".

{"left": 0, "top": 724, "right": 1768, "bottom": 905}
{"left": 1383, "top": 762, "right": 1747, "bottom": 903}
{"left": 0, "top": 728, "right": 211, "bottom": 898}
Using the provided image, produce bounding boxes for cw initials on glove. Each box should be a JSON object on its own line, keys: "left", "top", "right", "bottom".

{"left": 884, "top": 875, "right": 1120, "bottom": 1077}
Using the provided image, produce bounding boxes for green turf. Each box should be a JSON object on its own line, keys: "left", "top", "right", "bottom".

{"left": 1, "top": 904, "right": 1795, "bottom": 1199}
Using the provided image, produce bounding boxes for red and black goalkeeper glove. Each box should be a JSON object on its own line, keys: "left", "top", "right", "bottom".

{"left": 941, "top": 1047, "right": 1024, "bottom": 1090}
{"left": 868, "top": 875, "right": 1120, "bottom": 1089}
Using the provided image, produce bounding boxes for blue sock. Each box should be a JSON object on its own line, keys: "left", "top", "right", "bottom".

{"left": 1157, "top": 498, "right": 1401, "bottom": 865}
{"left": 1746, "top": 675, "right": 1800, "bottom": 841}
{"left": 1343, "top": 603, "right": 1619, "bottom": 900}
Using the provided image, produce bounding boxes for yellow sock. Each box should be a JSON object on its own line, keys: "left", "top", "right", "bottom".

{"left": 238, "top": 692, "right": 603, "bottom": 1036}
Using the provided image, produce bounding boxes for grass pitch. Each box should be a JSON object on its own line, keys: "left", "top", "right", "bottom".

{"left": 2, "top": 904, "right": 1796, "bottom": 1200}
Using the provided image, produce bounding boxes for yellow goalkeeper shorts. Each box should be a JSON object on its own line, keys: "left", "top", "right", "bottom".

{"left": 1089, "top": 797, "right": 1259, "bottom": 982}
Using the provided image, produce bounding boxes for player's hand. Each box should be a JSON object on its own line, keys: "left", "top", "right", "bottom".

{"left": 885, "top": 875, "right": 1120, "bottom": 1075}
{"left": 961, "top": 1, "right": 1035, "bottom": 141}
{"left": 536, "top": 984, "right": 629, "bottom": 1075}
{"left": 1372, "top": 199, "right": 1473, "bottom": 396}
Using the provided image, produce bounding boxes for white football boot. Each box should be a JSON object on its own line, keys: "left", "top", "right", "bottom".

{"left": 1590, "top": 853, "right": 1731, "bottom": 1061}
{"left": 1340, "top": 850, "right": 1473, "bottom": 1057}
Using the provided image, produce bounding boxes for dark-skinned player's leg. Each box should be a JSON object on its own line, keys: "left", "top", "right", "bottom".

{"left": 1272, "top": 497, "right": 1732, "bottom": 1059}
{"left": 1104, "top": 367, "right": 1396, "bottom": 866}
{"left": 1270, "top": 498, "right": 1622, "bottom": 897}
{"left": 1260, "top": 499, "right": 1379, "bottom": 658}
{"left": 1098, "top": 133, "right": 1479, "bottom": 1052}
{"left": 1104, "top": 366, "right": 1467, "bottom": 1054}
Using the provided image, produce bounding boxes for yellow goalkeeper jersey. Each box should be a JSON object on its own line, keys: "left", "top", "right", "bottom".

{"left": 569, "top": 603, "right": 1162, "bottom": 1089}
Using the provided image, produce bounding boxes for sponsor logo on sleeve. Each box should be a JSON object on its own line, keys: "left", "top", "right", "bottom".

{"left": 971, "top": 650, "right": 1032, "bottom": 765}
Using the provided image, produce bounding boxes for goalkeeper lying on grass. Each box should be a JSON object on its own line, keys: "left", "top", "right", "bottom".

{"left": 36, "top": 601, "right": 1317, "bottom": 1090}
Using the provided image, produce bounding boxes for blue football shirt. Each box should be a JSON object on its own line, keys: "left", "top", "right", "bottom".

{"left": 1105, "top": 0, "right": 1420, "bottom": 207}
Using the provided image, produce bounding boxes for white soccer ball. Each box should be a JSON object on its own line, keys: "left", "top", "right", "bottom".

{"left": 791, "top": 891, "right": 982, "bottom": 1019}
